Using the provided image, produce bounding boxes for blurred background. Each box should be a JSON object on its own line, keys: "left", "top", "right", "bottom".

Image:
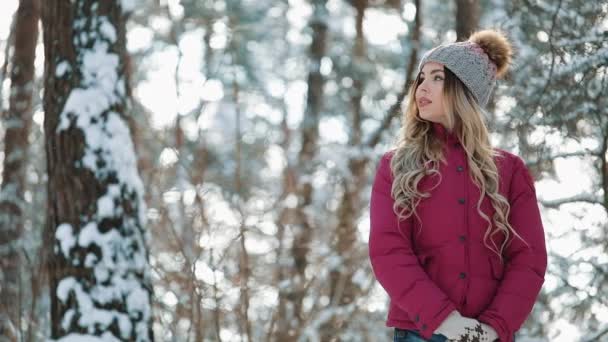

{"left": 0, "top": 0, "right": 606, "bottom": 341}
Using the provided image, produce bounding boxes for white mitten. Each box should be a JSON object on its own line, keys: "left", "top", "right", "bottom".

{"left": 434, "top": 310, "right": 480, "bottom": 340}
{"left": 455, "top": 321, "right": 498, "bottom": 341}
{"left": 479, "top": 322, "right": 499, "bottom": 341}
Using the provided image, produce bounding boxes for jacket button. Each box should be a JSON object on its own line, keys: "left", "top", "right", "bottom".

{"left": 422, "top": 323, "right": 427, "bottom": 330}
{"left": 459, "top": 272, "right": 467, "bottom": 279}
{"left": 453, "top": 142, "right": 460, "bottom": 148}
{"left": 415, "top": 314, "right": 420, "bottom": 322}
{"left": 457, "top": 166, "right": 464, "bottom": 172}
{"left": 458, "top": 235, "right": 466, "bottom": 242}
{"left": 458, "top": 198, "right": 465, "bottom": 204}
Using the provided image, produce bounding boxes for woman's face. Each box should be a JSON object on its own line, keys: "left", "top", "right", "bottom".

{"left": 415, "top": 62, "right": 447, "bottom": 126}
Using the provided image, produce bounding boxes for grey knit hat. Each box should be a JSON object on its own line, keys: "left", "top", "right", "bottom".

{"left": 417, "top": 29, "right": 513, "bottom": 107}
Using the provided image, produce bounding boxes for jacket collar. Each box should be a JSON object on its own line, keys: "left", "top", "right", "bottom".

{"left": 432, "top": 121, "right": 460, "bottom": 145}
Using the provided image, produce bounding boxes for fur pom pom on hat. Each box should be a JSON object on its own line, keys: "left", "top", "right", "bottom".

{"left": 468, "top": 30, "right": 513, "bottom": 78}
{"left": 417, "top": 29, "right": 514, "bottom": 107}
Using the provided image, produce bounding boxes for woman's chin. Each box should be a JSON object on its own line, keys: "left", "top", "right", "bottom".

{"left": 419, "top": 113, "right": 437, "bottom": 122}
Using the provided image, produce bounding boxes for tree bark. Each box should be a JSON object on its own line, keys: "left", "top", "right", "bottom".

{"left": 455, "top": 0, "right": 480, "bottom": 41}
{"left": 0, "top": 0, "right": 40, "bottom": 337}
{"left": 41, "top": 1, "right": 154, "bottom": 340}
{"left": 273, "top": 0, "right": 328, "bottom": 340}
{"left": 320, "top": 0, "right": 368, "bottom": 339}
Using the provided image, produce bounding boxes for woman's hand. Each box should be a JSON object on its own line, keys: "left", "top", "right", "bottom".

{"left": 435, "top": 310, "right": 499, "bottom": 341}
{"left": 434, "top": 310, "right": 480, "bottom": 340}
{"left": 478, "top": 322, "right": 499, "bottom": 341}
{"left": 447, "top": 321, "right": 499, "bottom": 342}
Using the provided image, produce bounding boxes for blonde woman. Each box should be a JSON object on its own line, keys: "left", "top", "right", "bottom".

{"left": 368, "top": 29, "right": 547, "bottom": 342}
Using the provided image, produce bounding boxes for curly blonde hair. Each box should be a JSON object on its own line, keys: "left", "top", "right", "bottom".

{"left": 389, "top": 68, "right": 527, "bottom": 262}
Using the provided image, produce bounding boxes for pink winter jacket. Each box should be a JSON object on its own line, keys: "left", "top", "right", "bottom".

{"left": 368, "top": 122, "right": 547, "bottom": 342}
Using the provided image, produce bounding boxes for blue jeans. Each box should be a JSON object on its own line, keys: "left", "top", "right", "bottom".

{"left": 393, "top": 328, "right": 448, "bottom": 342}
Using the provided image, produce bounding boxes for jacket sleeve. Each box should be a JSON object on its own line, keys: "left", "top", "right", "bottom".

{"left": 368, "top": 152, "right": 456, "bottom": 340}
{"left": 477, "top": 156, "right": 548, "bottom": 342}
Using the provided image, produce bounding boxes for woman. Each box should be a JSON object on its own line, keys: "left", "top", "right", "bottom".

{"left": 368, "top": 29, "right": 547, "bottom": 342}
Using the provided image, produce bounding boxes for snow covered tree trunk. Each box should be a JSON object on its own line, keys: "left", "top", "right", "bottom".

{"left": 41, "top": 1, "right": 154, "bottom": 340}
{"left": 0, "top": 0, "right": 40, "bottom": 337}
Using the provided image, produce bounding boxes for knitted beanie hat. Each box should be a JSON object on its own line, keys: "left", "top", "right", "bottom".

{"left": 417, "top": 29, "right": 513, "bottom": 107}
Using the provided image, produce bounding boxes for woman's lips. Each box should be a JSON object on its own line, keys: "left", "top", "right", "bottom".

{"left": 419, "top": 100, "right": 432, "bottom": 107}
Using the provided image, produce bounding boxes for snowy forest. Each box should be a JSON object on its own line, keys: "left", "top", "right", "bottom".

{"left": 0, "top": 0, "right": 606, "bottom": 341}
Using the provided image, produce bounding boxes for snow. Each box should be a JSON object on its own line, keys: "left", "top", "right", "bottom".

{"left": 126, "top": 285, "right": 150, "bottom": 318}
{"left": 78, "top": 222, "right": 114, "bottom": 252}
{"left": 96, "top": 194, "right": 114, "bottom": 218}
{"left": 55, "top": 61, "right": 71, "bottom": 77}
{"left": 55, "top": 223, "right": 76, "bottom": 257}
{"left": 98, "top": 18, "right": 117, "bottom": 43}
{"left": 120, "top": 0, "right": 136, "bottom": 14}
{"left": 56, "top": 276, "right": 140, "bottom": 339}
{"left": 93, "top": 264, "right": 110, "bottom": 283}
{"left": 90, "top": 283, "right": 121, "bottom": 305}
{"left": 97, "top": 184, "right": 121, "bottom": 218}
{"left": 49, "top": 332, "right": 122, "bottom": 342}
{"left": 56, "top": 277, "right": 77, "bottom": 302}
{"left": 61, "top": 309, "right": 75, "bottom": 330}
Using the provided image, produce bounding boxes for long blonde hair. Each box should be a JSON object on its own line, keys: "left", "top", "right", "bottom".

{"left": 389, "top": 68, "right": 527, "bottom": 262}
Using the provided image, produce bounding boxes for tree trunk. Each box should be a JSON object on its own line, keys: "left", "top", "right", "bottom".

{"left": 0, "top": 0, "right": 39, "bottom": 337}
{"left": 274, "top": 0, "right": 328, "bottom": 340}
{"left": 320, "top": 0, "right": 368, "bottom": 339}
{"left": 41, "top": 1, "right": 154, "bottom": 340}
{"left": 233, "top": 77, "right": 253, "bottom": 342}
{"left": 366, "top": 0, "right": 421, "bottom": 148}
{"left": 455, "top": 0, "right": 480, "bottom": 41}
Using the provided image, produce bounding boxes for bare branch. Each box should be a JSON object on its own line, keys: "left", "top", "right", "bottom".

{"left": 525, "top": 148, "right": 602, "bottom": 168}
{"left": 539, "top": 193, "right": 602, "bottom": 208}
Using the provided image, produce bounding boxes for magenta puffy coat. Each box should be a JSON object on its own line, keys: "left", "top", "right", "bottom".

{"left": 368, "top": 122, "right": 547, "bottom": 342}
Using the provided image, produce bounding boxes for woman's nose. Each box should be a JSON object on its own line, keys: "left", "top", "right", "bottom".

{"left": 418, "top": 82, "right": 428, "bottom": 94}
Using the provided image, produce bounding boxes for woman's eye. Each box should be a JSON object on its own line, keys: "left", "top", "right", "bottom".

{"left": 434, "top": 76, "right": 444, "bottom": 81}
